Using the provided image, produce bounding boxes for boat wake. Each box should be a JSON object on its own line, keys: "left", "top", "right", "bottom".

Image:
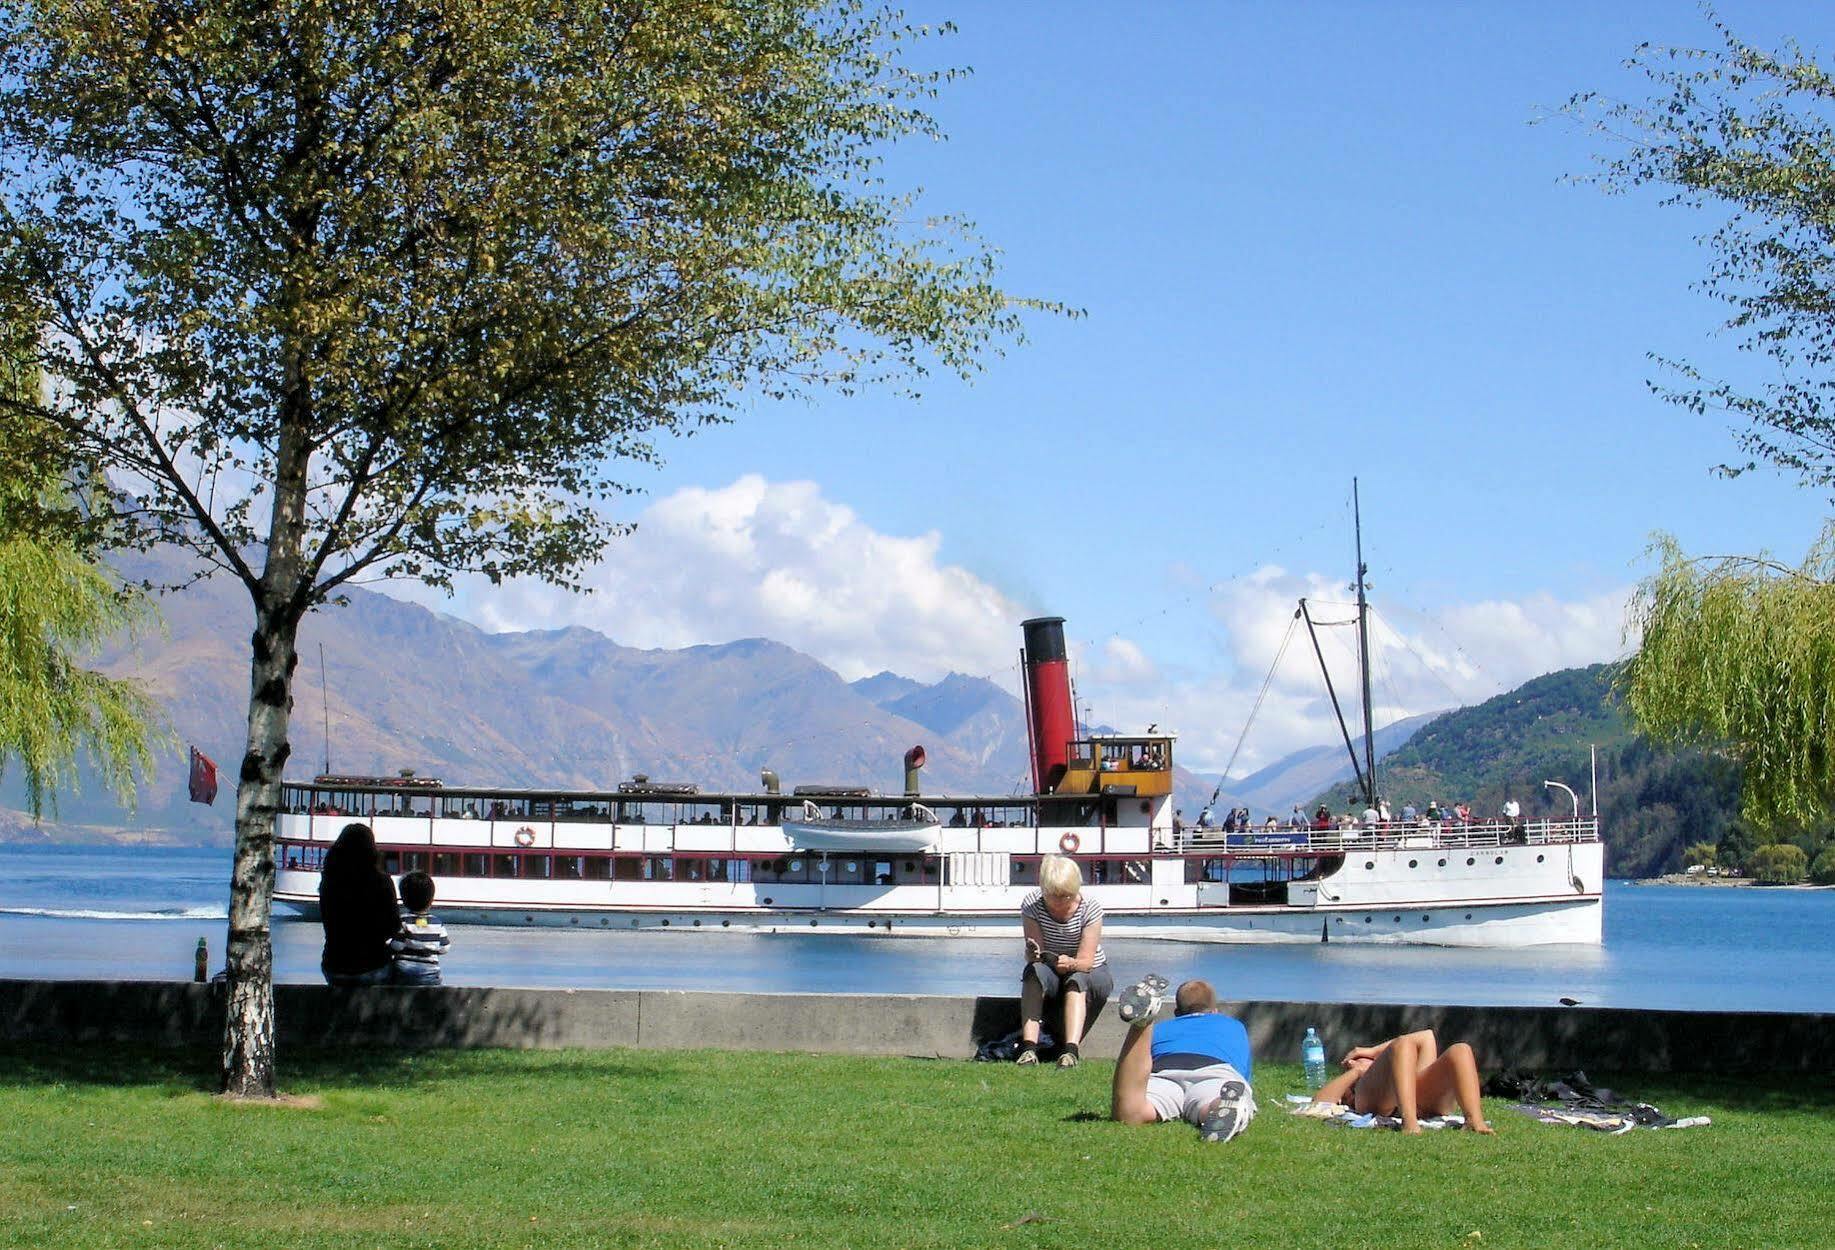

{"left": 0, "top": 905, "right": 227, "bottom": 921}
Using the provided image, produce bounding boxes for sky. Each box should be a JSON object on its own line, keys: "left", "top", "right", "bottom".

{"left": 405, "top": 1, "right": 1835, "bottom": 780}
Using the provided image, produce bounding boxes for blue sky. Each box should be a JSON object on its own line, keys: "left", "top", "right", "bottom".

{"left": 432, "top": 2, "right": 1835, "bottom": 775}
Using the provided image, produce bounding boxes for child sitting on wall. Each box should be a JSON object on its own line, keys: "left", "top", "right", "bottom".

{"left": 390, "top": 870, "right": 450, "bottom": 985}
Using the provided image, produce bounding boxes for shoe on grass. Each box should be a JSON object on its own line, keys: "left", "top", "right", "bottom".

{"left": 1199, "top": 1079, "right": 1252, "bottom": 1144}
{"left": 1117, "top": 973, "right": 1171, "bottom": 1027}
{"left": 1015, "top": 1048, "right": 1039, "bottom": 1065}
{"left": 1057, "top": 1051, "right": 1079, "bottom": 1069}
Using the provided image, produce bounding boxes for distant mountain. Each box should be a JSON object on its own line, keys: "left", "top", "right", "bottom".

{"left": 851, "top": 671, "right": 925, "bottom": 707}
{"left": 0, "top": 550, "right": 1037, "bottom": 843}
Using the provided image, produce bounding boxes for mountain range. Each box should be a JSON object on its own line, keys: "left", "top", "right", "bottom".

{"left": 0, "top": 553, "right": 1441, "bottom": 843}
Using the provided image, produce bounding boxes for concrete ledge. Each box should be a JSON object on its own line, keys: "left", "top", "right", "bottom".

{"left": 1, "top": 979, "right": 1830, "bottom": 1073}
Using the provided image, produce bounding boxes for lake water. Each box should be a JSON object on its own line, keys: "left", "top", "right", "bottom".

{"left": 2, "top": 844, "right": 1831, "bottom": 1012}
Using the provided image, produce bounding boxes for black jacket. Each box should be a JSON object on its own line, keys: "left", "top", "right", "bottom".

{"left": 320, "top": 869, "right": 400, "bottom": 975}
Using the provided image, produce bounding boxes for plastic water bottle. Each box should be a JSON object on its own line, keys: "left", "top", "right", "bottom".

{"left": 1302, "top": 1027, "right": 1327, "bottom": 1091}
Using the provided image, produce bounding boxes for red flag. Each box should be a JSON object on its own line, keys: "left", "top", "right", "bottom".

{"left": 188, "top": 746, "right": 219, "bottom": 805}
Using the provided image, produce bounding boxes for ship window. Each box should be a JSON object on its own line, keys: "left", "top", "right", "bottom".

{"left": 645, "top": 856, "right": 673, "bottom": 881}
{"left": 556, "top": 855, "right": 585, "bottom": 880}
{"left": 491, "top": 854, "right": 519, "bottom": 878}
{"left": 402, "top": 852, "right": 427, "bottom": 874}
{"left": 432, "top": 852, "right": 459, "bottom": 877}
{"left": 463, "top": 853, "right": 488, "bottom": 877}
{"left": 382, "top": 851, "right": 402, "bottom": 874}
{"left": 584, "top": 855, "right": 612, "bottom": 881}
{"left": 524, "top": 855, "right": 552, "bottom": 881}
{"left": 613, "top": 856, "right": 643, "bottom": 882}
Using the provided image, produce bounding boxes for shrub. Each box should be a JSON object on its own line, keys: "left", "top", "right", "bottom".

{"left": 1749, "top": 843, "right": 1808, "bottom": 885}
{"left": 1681, "top": 840, "right": 1718, "bottom": 869}
{"left": 1811, "top": 847, "right": 1835, "bottom": 886}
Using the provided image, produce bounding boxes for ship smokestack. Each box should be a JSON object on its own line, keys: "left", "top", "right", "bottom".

{"left": 903, "top": 745, "right": 926, "bottom": 797}
{"left": 760, "top": 769, "right": 780, "bottom": 796}
{"left": 1021, "top": 616, "right": 1075, "bottom": 795}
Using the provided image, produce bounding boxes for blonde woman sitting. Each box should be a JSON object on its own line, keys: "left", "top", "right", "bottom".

{"left": 1016, "top": 854, "right": 1112, "bottom": 1067}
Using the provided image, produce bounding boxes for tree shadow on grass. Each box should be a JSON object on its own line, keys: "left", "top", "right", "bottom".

{"left": 1592, "top": 1070, "right": 1835, "bottom": 1115}
{"left": 0, "top": 1041, "right": 676, "bottom": 1096}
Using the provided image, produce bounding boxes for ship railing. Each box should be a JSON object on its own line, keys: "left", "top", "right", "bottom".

{"left": 1175, "top": 818, "right": 1599, "bottom": 855}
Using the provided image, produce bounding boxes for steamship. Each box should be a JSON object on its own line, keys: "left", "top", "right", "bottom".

{"left": 273, "top": 616, "right": 1604, "bottom": 947}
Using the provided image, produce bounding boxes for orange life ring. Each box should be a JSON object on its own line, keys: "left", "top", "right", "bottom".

{"left": 1059, "top": 832, "right": 1080, "bottom": 854}
{"left": 514, "top": 826, "right": 536, "bottom": 848}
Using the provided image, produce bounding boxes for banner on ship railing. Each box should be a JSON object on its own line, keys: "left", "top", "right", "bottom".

{"left": 188, "top": 746, "right": 219, "bottom": 806}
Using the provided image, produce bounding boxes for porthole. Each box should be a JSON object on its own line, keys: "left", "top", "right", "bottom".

{"left": 1408, "top": 859, "right": 1418, "bottom": 868}
{"left": 600, "top": 917, "right": 608, "bottom": 926}
{"left": 661, "top": 918, "right": 669, "bottom": 926}
{"left": 1466, "top": 857, "right": 1475, "bottom": 866}
{"left": 1464, "top": 912, "right": 1473, "bottom": 921}
{"left": 762, "top": 897, "right": 773, "bottom": 905}
{"left": 1364, "top": 916, "right": 1373, "bottom": 924}
{"left": 867, "top": 920, "right": 876, "bottom": 929}
{"left": 1437, "top": 858, "right": 1447, "bottom": 867}
{"left": 524, "top": 915, "right": 533, "bottom": 924}
{"left": 692, "top": 919, "right": 701, "bottom": 927}
{"left": 721, "top": 919, "right": 731, "bottom": 928}
{"left": 1495, "top": 856, "right": 1504, "bottom": 865}
{"left": 1393, "top": 915, "right": 1401, "bottom": 923}
{"left": 1364, "top": 861, "right": 1375, "bottom": 870}
{"left": 569, "top": 917, "right": 578, "bottom": 925}
{"left": 1421, "top": 915, "right": 1430, "bottom": 922}
{"left": 810, "top": 919, "right": 818, "bottom": 927}
{"left": 1537, "top": 854, "right": 1545, "bottom": 863}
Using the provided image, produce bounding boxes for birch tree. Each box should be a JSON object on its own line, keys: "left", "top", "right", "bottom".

{"left": 0, "top": 0, "right": 1036, "bottom": 1096}
{"left": 1576, "top": 21, "right": 1835, "bottom": 824}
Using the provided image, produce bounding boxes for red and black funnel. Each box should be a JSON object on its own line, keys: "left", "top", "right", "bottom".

{"left": 1021, "top": 617, "right": 1074, "bottom": 795}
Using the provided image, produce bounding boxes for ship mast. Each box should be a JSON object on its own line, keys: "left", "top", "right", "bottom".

{"left": 1354, "top": 478, "right": 1376, "bottom": 807}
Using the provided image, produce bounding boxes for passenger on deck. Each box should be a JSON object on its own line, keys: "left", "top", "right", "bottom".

{"left": 1311, "top": 804, "right": 1333, "bottom": 831}
{"left": 1312, "top": 1029, "right": 1494, "bottom": 1135}
{"left": 949, "top": 809, "right": 966, "bottom": 827}
{"left": 1015, "top": 854, "right": 1112, "bottom": 1069}
{"left": 1110, "top": 977, "right": 1256, "bottom": 1143}
{"left": 1289, "top": 806, "right": 1307, "bottom": 829}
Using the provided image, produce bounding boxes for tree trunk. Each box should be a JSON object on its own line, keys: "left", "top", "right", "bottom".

{"left": 220, "top": 604, "right": 303, "bottom": 1096}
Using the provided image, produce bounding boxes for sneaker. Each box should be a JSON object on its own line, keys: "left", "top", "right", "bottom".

{"left": 1057, "top": 1051, "right": 1079, "bottom": 1069}
{"left": 1117, "top": 973, "right": 1172, "bottom": 1027}
{"left": 1199, "top": 1080, "right": 1253, "bottom": 1143}
{"left": 1015, "top": 1048, "right": 1039, "bottom": 1066}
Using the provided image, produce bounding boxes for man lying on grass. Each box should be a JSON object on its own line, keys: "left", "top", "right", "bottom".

{"left": 1313, "top": 1029, "right": 1494, "bottom": 1135}
{"left": 1109, "top": 976, "right": 1256, "bottom": 1143}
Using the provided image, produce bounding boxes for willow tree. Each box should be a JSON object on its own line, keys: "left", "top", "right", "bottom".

{"left": 0, "top": 324, "right": 158, "bottom": 818}
{"left": 1576, "top": 23, "right": 1835, "bottom": 823}
{"left": 0, "top": 0, "right": 1034, "bottom": 1096}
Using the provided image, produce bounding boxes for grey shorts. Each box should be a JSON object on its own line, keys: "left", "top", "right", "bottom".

{"left": 1146, "top": 1062, "right": 1258, "bottom": 1127}
{"left": 1023, "top": 961, "right": 1114, "bottom": 1014}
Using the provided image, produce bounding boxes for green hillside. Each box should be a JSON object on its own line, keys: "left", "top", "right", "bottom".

{"left": 1310, "top": 663, "right": 1832, "bottom": 878}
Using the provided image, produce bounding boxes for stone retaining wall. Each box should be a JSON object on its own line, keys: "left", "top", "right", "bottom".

{"left": 1, "top": 979, "right": 1827, "bottom": 1073}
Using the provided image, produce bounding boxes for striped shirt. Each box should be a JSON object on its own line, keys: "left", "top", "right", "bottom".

{"left": 389, "top": 908, "right": 451, "bottom": 969}
{"left": 1020, "top": 890, "right": 1107, "bottom": 968}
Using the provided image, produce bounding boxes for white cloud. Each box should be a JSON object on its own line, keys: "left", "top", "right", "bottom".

{"left": 446, "top": 475, "right": 1025, "bottom": 683}
{"left": 1073, "top": 570, "right": 1634, "bottom": 778}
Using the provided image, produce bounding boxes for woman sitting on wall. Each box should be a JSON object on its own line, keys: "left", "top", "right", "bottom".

{"left": 318, "top": 822, "right": 401, "bottom": 987}
{"left": 1015, "top": 854, "right": 1112, "bottom": 1068}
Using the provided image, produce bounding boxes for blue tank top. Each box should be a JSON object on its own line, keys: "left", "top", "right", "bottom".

{"left": 1149, "top": 1013, "right": 1252, "bottom": 1080}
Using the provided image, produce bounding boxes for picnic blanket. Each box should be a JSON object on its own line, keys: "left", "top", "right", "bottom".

{"left": 1284, "top": 1095, "right": 1464, "bottom": 1131}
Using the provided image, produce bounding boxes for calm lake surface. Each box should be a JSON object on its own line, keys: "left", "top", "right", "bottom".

{"left": 2, "top": 843, "right": 1831, "bottom": 1011}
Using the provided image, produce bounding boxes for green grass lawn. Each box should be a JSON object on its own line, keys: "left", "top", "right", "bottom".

{"left": 0, "top": 1044, "right": 1828, "bottom": 1249}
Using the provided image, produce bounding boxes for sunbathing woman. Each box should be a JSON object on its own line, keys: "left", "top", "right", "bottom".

{"left": 1313, "top": 1029, "right": 1494, "bottom": 1134}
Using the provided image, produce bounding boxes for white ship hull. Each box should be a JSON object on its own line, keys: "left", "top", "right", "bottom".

{"left": 275, "top": 805, "right": 1604, "bottom": 948}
